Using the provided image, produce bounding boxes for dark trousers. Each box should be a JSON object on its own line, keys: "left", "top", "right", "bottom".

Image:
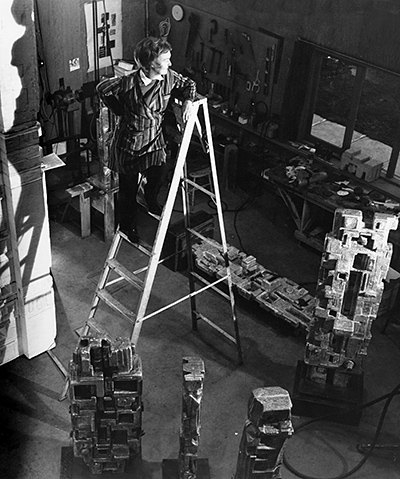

{"left": 118, "top": 163, "right": 167, "bottom": 229}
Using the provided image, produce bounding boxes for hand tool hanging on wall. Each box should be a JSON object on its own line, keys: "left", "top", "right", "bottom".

{"left": 246, "top": 69, "right": 261, "bottom": 93}
{"left": 258, "top": 27, "right": 284, "bottom": 85}
{"left": 185, "top": 13, "right": 200, "bottom": 58}
{"left": 208, "top": 46, "right": 217, "bottom": 74}
{"left": 200, "top": 42, "right": 205, "bottom": 62}
{"left": 228, "top": 47, "right": 237, "bottom": 104}
{"left": 209, "top": 19, "right": 218, "bottom": 43}
{"left": 224, "top": 28, "right": 229, "bottom": 45}
{"left": 241, "top": 32, "right": 256, "bottom": 62}
{"left": 216, "top": 50, "right": 224, "bottom": 75}
{"left": 263, "top": 47, "right": 271, "bottom": 96}
{"left": 158, "top": 17, "right": 171, "bottom": 38}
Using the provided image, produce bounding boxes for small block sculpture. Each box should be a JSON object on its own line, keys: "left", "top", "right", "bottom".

{"left": 234, "top": 387, "right": 294, "bottom": 479}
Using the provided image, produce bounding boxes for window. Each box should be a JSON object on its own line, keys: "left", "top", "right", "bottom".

{"left": 304, "top": 48, "right": 400, "bottom": 180}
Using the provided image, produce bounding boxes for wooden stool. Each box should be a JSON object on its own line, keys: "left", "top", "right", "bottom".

{"left": 88, "top": 173, "right": 119, "bottom": 241}
{"left": 188, "top": 167, "right": 212, "bottom": 208}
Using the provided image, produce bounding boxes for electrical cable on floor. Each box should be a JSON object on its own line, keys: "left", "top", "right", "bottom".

{"left": 283, "top": 382, "right": 400, "bottom": 479}
{"left": 206, "top": 183, "right": 261, "bottom": 254}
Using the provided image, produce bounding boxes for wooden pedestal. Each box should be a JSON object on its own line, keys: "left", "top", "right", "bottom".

{"left": 292, "top": 360, "right": 364, "bottom": 426}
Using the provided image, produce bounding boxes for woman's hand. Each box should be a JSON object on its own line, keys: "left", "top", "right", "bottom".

{"left": 182, "top": 100, "right": 193, "bottom": 123}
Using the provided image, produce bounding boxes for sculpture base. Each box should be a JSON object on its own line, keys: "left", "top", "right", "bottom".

{"left": 60, "top": 447, "right": 142, "bottom": 478}
{"left": 162, "top": 459, "right": 210, "bottom": 479}
{"left": 292, "top": 360, "right": 364, "bottom": 426}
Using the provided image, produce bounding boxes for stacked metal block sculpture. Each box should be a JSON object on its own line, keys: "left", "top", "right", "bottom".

{"left": 305, "top": 209, "right": 398, "bottom": 369}
{"left": 192, "top": 239, "right": 316, "bottom": 331}
{"left": 293, "top": 208, "right": 398, "bottom": 424}
{"left": 69, "top": 336, "right": 143, "bottom": 474}
{"left": 179, "top": 357, "right": 205, "bottom": 479}
{"left": 234, "top": 387, "right": 294, "bottom": 479}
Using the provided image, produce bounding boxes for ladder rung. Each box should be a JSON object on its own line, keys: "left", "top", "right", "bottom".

{"left": 75, "top": 320, "right": 106, "bottom": 337}
{"left": 190, "top": 272, "right": 231, "bottom": 301}
{"left": 135, "top": 242, "right": 152, "bottom": 256}
{"left": 194, "top": 311, "right": 237, "bottom": 344}
{"left": 118, "top": 230, "right": 152, "bottom": 256}
{"left": 107, "top": 259, "right": 144, "bottom": 291}
{"left": 137, "top": 197, "right": 162, "bottom": 220}
{"left": 97, "top": 289, "right": 137, "bottom": 324}
{"left": 183, "top": 177, "right": 216, "bottom": 199}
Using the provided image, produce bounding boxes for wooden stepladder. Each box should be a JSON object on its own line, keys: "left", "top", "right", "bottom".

{"left": 79, "top": 97, "right": 243, "bottom": 364}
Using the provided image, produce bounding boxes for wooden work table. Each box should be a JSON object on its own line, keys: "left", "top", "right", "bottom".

{"left": 261, "top": 159, "right": 400, "bottom": 269}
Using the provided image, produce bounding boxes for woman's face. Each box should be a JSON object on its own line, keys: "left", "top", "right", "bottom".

{"left": 149, "top": 50, "right": 172, "bottom": 77}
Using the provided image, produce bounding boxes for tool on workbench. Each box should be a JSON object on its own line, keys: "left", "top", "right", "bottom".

{"left": 209, "top": 19, "right": 218, "bottom": 43}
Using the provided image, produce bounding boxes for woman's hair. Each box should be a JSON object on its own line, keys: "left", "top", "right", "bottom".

{"left": 134, "top": 37, "right": 172, "bottom": 69}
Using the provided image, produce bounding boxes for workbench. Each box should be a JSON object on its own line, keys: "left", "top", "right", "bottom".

{"left": 261, "top": 159, "right": 400, "bottom": 253}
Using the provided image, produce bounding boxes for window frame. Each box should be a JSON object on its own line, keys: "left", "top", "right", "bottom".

{"left": 299, "top": 41, "right": 400, "bottom": 180}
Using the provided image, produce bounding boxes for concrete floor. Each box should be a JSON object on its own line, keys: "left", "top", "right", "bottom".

{"left": 0, "top": 176, "right": 400, "bottom": 479}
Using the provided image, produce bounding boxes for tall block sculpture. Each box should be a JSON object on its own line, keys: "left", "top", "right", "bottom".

{"left": 234, "top": 387, "right": 294, "bottom": 479}
{"left": 69, "top": 336, "right": 143, "bottom": 474}
{"left": 163, "top": 356, "right": 209, "bottom": 479}
{"left": 293, "top": 208, "right": 398, "bottom": 424}
{"left": 179, "top": 357, "right": 205, "bottom": 479}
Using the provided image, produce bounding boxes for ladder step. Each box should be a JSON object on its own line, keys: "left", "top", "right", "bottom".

{"left": 107, "top": 258, "right": 144, "bottom": 291}
{"left": 97, "top": 289, "right": 137, "bottom": 324}
{"left": 183, "top": 177, "right": 216, "bottom": 199}
{"left": 194, "top": 311, "right": 237, "bottom": 344}
{"left": 118, "top": 230, "right": 152, "bottom": 256}
{"left": 76, "top": 320, "right": 111, "bottom": 338}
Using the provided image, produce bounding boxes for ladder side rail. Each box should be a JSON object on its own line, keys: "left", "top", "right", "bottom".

{"left": 0, "top": 152, "right": 26, "bottom": 357}
{"left": 130, "top": 100, "right": 201, "bottom": 345}
{"left": 87, "top": 231, "right": 123, "bottom": 322}
{"left": 202, "top": 100, "right": 243, "bottom": 363}
{"left": 181, "top": 160, "right": 199, "bottom": 331}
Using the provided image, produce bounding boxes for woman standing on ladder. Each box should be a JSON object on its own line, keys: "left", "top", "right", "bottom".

{"left": 97, "top": 36, "right": 197, "bottom": 243}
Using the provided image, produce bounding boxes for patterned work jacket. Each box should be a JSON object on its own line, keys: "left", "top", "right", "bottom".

{"left": 97, "top": 69, "right": 196, "bottom": 173}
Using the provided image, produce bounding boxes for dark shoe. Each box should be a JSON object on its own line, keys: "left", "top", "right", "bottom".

{"left": 144, "top": 192, "right": 163, "bottom": 216}
{"left": 147, "top": 201, "right": 162, "bottom": 216}
{"left": 120, "top": 226, "right": 140, "bottom": 243}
